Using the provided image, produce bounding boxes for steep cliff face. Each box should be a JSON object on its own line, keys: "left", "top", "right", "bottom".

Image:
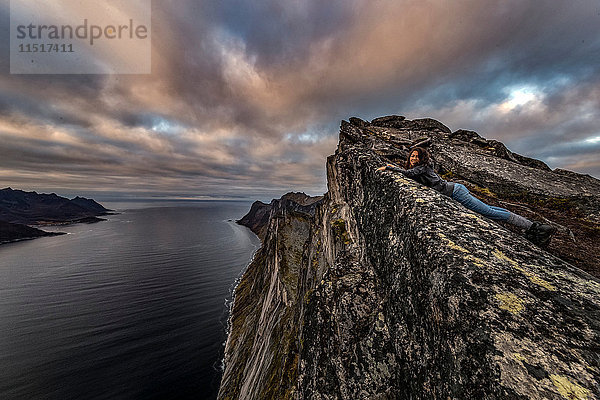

{"left": 219, "top": 193, "right": 323, "bottom": 399}
{"left": 219, "top": 117, "right": 600, "bottom": 400}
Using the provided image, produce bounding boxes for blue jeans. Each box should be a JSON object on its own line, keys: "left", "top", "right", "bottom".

{"left": 451, "top": 183, "right": 510, "bottom": 221}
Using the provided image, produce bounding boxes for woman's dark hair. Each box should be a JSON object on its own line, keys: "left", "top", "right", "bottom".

{"left": 404, "top": 147, "right": 430, "bottom": 169}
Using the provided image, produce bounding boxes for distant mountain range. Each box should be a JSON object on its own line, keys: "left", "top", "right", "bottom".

{"left": 0, "top": 187, "right": 112, "bottom": 244}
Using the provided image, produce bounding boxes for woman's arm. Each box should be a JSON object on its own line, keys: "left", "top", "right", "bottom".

{"left": 378, "top": 164, "right": 428, "bottom": 178}
{"left": 385, "top": 165, "right": 403, "bottom": 172}
{"left": 397, "top": 164, "right": 428, "bottom": 178}
{"left": 376, "top": 163, "right": 397, "bottom": 171}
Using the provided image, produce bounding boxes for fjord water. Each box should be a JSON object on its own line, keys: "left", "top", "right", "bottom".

{"left": 0, "top": 201, "right": 260, "bottom": 400}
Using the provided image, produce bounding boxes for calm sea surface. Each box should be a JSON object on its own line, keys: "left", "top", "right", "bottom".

{"left": 0, "top": 201, "right": 260, "bottom": 400}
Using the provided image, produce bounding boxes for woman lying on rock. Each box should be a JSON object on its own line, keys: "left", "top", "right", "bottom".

{"left": 376, "top": 147, "right": 556, "bottom": 247}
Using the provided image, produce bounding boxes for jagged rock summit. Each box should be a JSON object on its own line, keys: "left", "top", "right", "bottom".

{"left": 219, "top": 116, "right": 600, "bottom": 400}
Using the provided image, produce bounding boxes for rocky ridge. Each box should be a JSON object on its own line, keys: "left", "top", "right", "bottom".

{"left": 219, "top": 116, "right": 600, "bottom": 400}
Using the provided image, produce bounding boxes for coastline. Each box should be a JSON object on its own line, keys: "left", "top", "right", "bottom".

{"left": 219, "top": 219, "right": 262, "bottom": 371}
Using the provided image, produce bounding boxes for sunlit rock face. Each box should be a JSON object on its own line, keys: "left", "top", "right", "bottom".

{"left": 218, "top": 116, "right": 600, "bottom": 400}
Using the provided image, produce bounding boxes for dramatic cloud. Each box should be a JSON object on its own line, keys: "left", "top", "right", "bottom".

{"left": 0, "top": 0, "right": 599, "bottom": 201}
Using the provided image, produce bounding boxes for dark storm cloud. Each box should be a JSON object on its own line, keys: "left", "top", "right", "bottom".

{"left": 215, "top": 0, "right": 354, "bottom": 66}
{"left": 1, "top": 0, "right": 599, "bottom": 199}
{"left": 0, "top": 91, "right": 94, "bottom": 128}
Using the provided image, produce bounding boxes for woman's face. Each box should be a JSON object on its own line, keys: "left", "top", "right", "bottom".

{"left": 409, "top": 151, "right": 420, "bottom": 167}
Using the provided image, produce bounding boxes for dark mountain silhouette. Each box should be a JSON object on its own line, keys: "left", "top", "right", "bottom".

{"left": 0, "top": 220, "right": 64, "bottom": 244}
{"left": 0, "top": 187, "right": 112, "bottom": 244}
{"left": 0, "top": 187, "right": 111, "bottom": 225}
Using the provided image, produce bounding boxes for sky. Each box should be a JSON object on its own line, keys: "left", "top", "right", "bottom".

{"left": 1, "top": 0, "right": 599, "bottom": 202}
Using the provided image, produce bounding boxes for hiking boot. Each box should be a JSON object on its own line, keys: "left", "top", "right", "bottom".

{"left": 525, "top": 222, "right": 557, "bottom": 248}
